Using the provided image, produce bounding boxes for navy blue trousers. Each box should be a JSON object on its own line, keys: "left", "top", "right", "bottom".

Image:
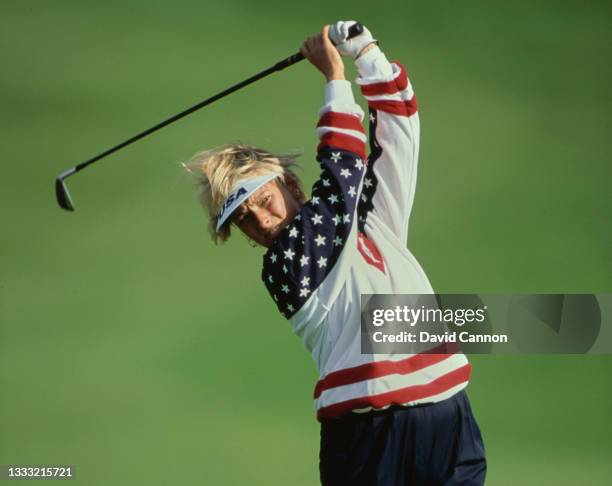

{"left": 319, "top": 391, "right": 486, "bottom": 486}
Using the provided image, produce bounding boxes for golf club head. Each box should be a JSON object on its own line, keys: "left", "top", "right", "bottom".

{"left": 55, "top": 167, "right": 77, "bottom": 211}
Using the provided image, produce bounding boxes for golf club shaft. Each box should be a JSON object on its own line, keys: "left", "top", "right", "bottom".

{"left": 55, "top": 22, "right": 364, "bottom": 210}
{"left": 72, "top": 57, "right": 299, "bottom": 175}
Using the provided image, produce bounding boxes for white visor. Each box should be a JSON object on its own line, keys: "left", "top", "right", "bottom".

{"left": 215, "top": 173, "right": 279, "bottom": 232}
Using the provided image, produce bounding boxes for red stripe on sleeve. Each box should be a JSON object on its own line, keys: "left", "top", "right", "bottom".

{"left": 313, "top": 343, "right": 458, "bottom": 399}
{"left": 317, "top": 132, "right": 366, "bottom": 160}
{"left": 367, "top": 98, "right": 418, "bottom": 117}
{"left": 360, "top": 62, "right": 409, "bottom": 96}
{"left": 316, "top": 363, "right": 472, "bottom": 420}
{"left": 317, "top": 112, "right": 365, "bottom": 133}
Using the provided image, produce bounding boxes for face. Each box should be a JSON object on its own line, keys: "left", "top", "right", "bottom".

{"left": 231, "top": 179, "right": 302, "bottom": 248}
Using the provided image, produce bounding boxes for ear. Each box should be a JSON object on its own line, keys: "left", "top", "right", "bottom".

{"left": 281, "top": 176, "right": 305, "bottom": 203}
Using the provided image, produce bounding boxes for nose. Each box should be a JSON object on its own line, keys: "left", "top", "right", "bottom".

{"left": 252, "top": 207, "right": 272, "bottom": 230}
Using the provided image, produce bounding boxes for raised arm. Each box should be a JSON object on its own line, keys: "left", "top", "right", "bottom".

{"left": 262, "top": 27, "right": 366, "bottom": 321}
{"left": 331, "top": 21, "right": 420, "bottom": 245}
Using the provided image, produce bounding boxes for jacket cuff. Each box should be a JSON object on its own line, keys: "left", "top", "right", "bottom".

{"left": 355, "top": 46, "right": 394, "bottom": 80}
{"left": 324, "top": 80, "right": 356, "bottom": 105}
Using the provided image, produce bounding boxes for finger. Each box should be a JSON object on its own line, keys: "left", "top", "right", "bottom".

{"left": 312, "top": 36, "right": 323, "bottom": 53}
{"left": 322, "top": 24, "right": 332, "bottom": 45}
{"left": 322, "top": 27, "right": 336, "bottom": 50}
{"left": 340, "top": 23, "right": 350, "bottom": 40}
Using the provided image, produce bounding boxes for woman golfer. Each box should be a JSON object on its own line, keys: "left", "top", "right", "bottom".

{"left": 185, "top": 21, "right": 486, "bottom": 486}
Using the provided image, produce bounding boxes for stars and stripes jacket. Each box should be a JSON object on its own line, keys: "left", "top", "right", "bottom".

{"left": 262, "top": 47, "right": 471, "bottom": 421}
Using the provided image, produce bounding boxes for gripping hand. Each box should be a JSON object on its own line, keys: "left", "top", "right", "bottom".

{"left": 328, "top": 20, "right": 377, "bottom": 59}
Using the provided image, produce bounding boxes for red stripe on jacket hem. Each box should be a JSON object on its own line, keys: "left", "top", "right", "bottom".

{"left": 360, "top": 62, "right": 409, "bottom": 96}
{"left": 317, "top": 132, "right": 366, "bottom": 160}
{"left": 313, "top": 343, "right": 459, "bottom": 399}
{"left": 317, "top": 112, "right": 365, "bottom": 133}
{"left": 316, "top": 363, "right": 472, "bottom": 421}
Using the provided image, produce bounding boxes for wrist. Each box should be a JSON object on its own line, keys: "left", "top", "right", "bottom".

{"left": 355, "top": 41, "right": 378, "bottom": 60}
{"left": 325, "top": 70, "right": 345, "bottom": 82}
{"left": 355, "top": 45, "right": 393, "bottom": 78}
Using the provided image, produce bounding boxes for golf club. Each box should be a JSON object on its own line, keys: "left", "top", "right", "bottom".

{"left": 55, "top": 22, "right": 364, "bottom": 211}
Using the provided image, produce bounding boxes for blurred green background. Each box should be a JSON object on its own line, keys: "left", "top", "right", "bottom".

{"left": 1, "top": 0, "right": 610, "bottom": 484}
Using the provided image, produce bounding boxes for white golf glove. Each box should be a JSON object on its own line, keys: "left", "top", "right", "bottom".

{"left": 328, "top": 20, "right": 377, "bottom": 59}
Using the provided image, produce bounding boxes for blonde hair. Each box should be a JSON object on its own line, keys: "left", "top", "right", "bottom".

{"left": 182, "top": 143, "right": 306, "bottom": 244}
